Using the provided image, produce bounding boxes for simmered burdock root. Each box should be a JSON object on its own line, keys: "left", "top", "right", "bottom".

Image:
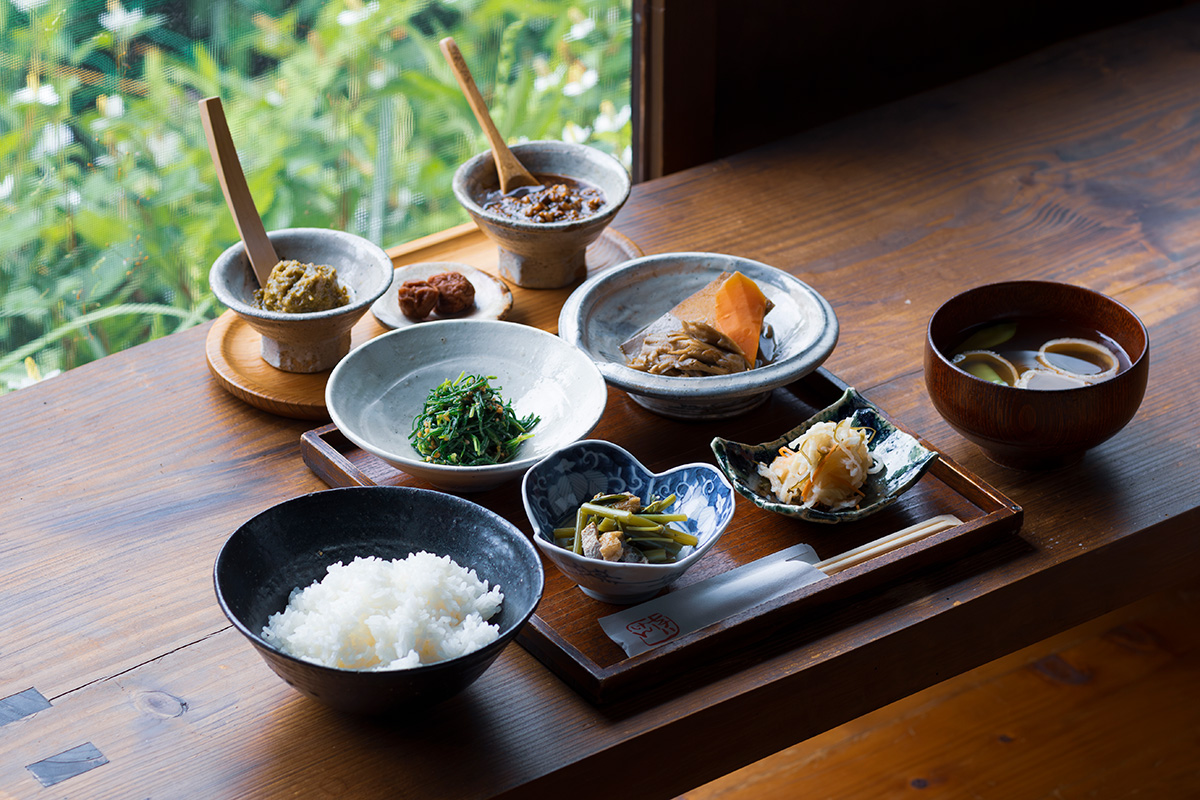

{"left": 621, "top": 271, "right": 773, "bottom": 376}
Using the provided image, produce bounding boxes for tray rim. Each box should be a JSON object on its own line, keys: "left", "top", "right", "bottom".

{"left": 300, "top": 368, "right": 1024, "bottom": 704}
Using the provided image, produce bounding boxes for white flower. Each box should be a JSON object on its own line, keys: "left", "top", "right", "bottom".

{"left": 13, "top": 83, "right": 59, "bottom": 106}
{"left": 563, "top": 68, "right": 597, "bottom": 97}
{"left": 146, "top": 129, "right": 182, "bottom": 168}
{"left": 100, "top": 2, "right": 144, "bottom": 34}
{"left": 101, "top": 94, "right": 124, "bottom": 117}
{"left": 0, "top": 175, "right": 13, "bottom": 200}
{"left": 62, "top": 188, "right": 82, "bottom": 208}
{"left": 32, "top": 123, "right": 73, "bottom": 158}
{"left": 337, "top": 1, "right": 377, "bottom": 26}
{"left": 91, "top": 94, "right": 125, "bottom": 132}
{"left": 11, "top": 0, "right": 51, "bottom": 12}
{"left": 565, "top": 16, "right": 595, "bottom": 42}
{"left": 265, "top": 90, "right": 284, "bottom": 107}
{"left": 367, "top": 66, "right": 391, "bottom": 90}
{"left": 562, "top": 121, "right": 590, "bottom": 144}
{"left": 9, "top": 358, "right": 61, "bottom": 390}
{"left": 96, "top": 139, "right": 133, "bottom": 166}
{"left": 534, "top": 65, "right": 564, "bottom": 93}
{"left": 594, "top": 102, "right": 630, "bottom": 133}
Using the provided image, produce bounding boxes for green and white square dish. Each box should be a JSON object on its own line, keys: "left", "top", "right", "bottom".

{"left": 711, "top": 388, "right": 937, "bottom": 524}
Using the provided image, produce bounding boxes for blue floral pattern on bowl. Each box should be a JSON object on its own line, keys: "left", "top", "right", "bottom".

{"left": 711, "top": 388, "right": 937, "bottom": 524}
{"left": 522, "top": 440, "right": 736, "bottom": 604}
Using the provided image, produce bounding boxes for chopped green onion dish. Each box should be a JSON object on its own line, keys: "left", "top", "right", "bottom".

{"left": 409, "top": 372, "right": 539, "bottom": 466}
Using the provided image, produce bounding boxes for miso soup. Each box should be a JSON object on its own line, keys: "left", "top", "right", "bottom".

{"left": 947, "top": 316, "right": 1131, "bottom": 389}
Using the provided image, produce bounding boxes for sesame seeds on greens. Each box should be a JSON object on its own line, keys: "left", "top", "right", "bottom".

{"left": 409, "top": 372, "right": 539, "bottom": 466}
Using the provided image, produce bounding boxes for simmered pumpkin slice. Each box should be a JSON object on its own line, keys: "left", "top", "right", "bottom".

{"left": 714, "top": 272, "right": 771, "bottom": 364}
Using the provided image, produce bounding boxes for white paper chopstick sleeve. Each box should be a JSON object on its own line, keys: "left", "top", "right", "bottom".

{"left": 598, "top": 543, "right": 825, "bottom": 657}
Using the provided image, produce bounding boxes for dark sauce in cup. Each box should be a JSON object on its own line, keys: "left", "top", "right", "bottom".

{"left": 481, "top": 174, "right": 605, "bottom": 223}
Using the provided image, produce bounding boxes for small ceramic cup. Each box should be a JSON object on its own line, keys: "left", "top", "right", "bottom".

{"left": 452, "top": 141, "right": 631, "bottom": 289}
{"left": 209, "top": 228, "right": 393, "bottom": 373}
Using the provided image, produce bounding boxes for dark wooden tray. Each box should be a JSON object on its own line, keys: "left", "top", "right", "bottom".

{"left": 301, "top": 369, "right": 1022, "bottom": 704}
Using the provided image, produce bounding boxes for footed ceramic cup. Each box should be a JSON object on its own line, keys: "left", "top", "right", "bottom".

{"left": 209, "top": 227, "right": 392, "bottom": 373}
{"left": 452, "top": 141, "right": 631, "bottom": 289}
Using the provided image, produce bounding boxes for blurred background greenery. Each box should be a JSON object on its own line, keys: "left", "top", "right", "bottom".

{"left": 0, "top": 0, "right": 632, "bottom": 392}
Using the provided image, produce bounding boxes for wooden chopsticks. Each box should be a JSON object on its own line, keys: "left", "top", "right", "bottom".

{"left": 814, "top": 514, "right": 963, "bottom": 576}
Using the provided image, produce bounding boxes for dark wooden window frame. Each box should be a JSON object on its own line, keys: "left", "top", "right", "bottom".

{"left": 631, "top": 0, "right": 717, "bottom": 183}
{"left": 630, "top": 0, "right": 1189, "bottom": 183}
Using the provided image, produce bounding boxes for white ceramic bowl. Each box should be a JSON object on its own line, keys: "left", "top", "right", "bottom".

{"left": 557, "top": 252, "right": 839, "bottom": 419}
{"left": 522, "top": 440, "right": 737, "bottom": 604}
{"left": 326, "top": 320, "right": 607, "bottom": 492}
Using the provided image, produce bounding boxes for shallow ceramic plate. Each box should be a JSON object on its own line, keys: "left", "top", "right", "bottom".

{"left": 711, "top": 387, "right": 937, "bottom": 523}
{"left": 326, "top": 319, "right": 607, "bottom": 492}
{"left": 371, "top": 262, "right": 513, "bottom": 329}
{"left": 522, "top": 440, "right": 736, "bottom": 604}
{"left": 557, "top": 252, "right": 838, "bottom": 419}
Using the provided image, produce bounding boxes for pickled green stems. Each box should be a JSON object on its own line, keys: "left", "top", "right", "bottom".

{"left": 553, "top": 492, "right": 698, "bottom": 563}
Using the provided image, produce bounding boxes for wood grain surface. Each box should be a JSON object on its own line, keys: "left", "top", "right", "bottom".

{"left": 684, "top": 579, "right": 1200, "bottom": 798}
{"left": 3, "top": 8, "right": 1200, "bottom": 799}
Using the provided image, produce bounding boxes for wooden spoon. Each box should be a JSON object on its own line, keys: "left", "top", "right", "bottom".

{"left": 199, "top": 96, "right": 278, "bottom": 287}
{"left": 439, "top": 37, "right": 539, "bottom": 195}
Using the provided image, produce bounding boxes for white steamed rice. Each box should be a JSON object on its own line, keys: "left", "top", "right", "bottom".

{"left": 261, "top": 552, "right": 503, "bottom": 671}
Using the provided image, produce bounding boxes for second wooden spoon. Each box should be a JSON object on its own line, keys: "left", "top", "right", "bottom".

{"left": 440, "top": 37, "right": 538, "bottom": 195}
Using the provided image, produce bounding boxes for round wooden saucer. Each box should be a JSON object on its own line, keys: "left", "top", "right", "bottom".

{"left": 205, "top": 311, "right": 385, "bottom": 420}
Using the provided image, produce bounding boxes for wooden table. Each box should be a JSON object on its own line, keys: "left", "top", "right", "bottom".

{"left": 5, "top": 8, "right": 1200, "bottom": 798}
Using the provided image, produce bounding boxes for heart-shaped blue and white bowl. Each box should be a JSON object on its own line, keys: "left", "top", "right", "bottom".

{"left": 521, "top": 440, "right": 736, "bottom": 604}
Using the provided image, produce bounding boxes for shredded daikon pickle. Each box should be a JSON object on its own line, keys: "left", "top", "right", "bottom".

{"left": 757, "top": 418, "right": 882, "bottom": 509}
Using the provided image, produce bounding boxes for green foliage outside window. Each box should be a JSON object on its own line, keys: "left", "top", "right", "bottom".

{"left": 0, "top": 0, "right": 631, "bottom": 392}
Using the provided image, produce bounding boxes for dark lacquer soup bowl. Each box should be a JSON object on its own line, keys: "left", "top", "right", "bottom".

{"left": 924, "top": 280, "right": 1148, "bottom": 469}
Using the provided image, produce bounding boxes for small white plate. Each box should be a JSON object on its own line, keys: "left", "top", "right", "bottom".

{"left": 370, "top": 262, "right": 513, "bottom": 329}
